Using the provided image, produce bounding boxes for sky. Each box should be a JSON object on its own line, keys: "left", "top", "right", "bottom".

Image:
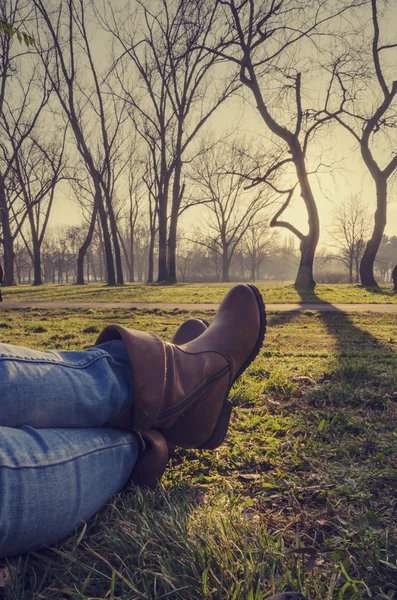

{"left": 48, "top": 0, "right": 397, "bottom": 250}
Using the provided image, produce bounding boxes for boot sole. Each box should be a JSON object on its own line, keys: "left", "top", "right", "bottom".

{"left": 200, "top": 285, "right": 266, "bottom": 449}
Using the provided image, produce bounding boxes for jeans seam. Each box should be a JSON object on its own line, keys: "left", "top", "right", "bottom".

{"left": 0, "top": 440, "right": 136, "bottom": 470}
{"left": 0, "top": 351, "right": 117, "bottom": 370}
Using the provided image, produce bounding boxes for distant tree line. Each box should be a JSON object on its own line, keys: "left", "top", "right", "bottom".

{"left": 0, "top": 0, "right": 396, "bottom": 288}
{"left": 11, "top": 219, "right": 396, "bottom": 286}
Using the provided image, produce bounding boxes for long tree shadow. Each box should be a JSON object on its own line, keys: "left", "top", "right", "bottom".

{"left": 361, "top": 283, "right": 397, "bottom": 298}
{"left": 298, "top": 285, "right": 395, "bottom": 356}
{"left": 269, "top": 286, "right": 396, "bottom": 355}
{"left": 266, "top": 286, "right": 397, "bottom": 410}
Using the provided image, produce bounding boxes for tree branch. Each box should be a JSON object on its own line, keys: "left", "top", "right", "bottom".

{"left": 269, "top": 185, "right": 304, "bottom": 241}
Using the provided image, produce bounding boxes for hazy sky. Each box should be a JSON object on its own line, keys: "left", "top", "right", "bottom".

{"left": 48, "top": 0, "right": 397, "bottom": 249}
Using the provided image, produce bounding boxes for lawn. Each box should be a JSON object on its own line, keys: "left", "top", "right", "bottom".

{"left": 1, "top": 282, "right": 397, "bottom": 304}
{"left": 0, "top": 307, "right": 397, "bottom": 599}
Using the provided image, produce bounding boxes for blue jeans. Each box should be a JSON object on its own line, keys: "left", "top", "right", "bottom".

{"left": 0, "top": 340, "right": 140, "bottom": 557}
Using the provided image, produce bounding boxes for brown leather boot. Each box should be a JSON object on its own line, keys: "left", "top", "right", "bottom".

{"left": 125, "top": 317, "right": 209, "bottom": 488}
{"left": 170, "top": 318, "right": 209, "bottom": 345}
{"left": 97, "top": 284, "right": 265, "bottom": 450}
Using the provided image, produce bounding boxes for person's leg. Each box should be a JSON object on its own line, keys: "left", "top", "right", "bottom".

{"left": 0, "top": 340, "right": 132, "bottom": 428}
{"left": 0, "top": 424, "right": 139, "bottom": 557}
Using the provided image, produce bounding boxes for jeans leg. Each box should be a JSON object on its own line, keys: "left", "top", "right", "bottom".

{"left": 0, "top": 425, "right": 139, "bottom": 557}
{"left": 0, "top": 340, "right": 132, "bottom": 428}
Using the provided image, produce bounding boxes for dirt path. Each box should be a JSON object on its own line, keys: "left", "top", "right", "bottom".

{"left": 1, "top": 301, "right": 397, "bottom": 312}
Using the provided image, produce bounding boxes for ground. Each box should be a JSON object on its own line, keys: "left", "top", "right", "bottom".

{"left": 2, "top": 282, "right": 397, "bottom": 304}
{"left": 0, "top": 304, "right": 396, "bottom": 599}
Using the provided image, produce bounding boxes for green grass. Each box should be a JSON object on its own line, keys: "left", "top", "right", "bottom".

{"left": 1, "top": 307, "right": 397, "bottom": 599}
{"left": 2, "top": 282, "right": 397, "bottom": 304}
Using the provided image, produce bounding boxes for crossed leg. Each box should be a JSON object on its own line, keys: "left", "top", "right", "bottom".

{"left": 0, "top": 339, "right": 139, "bottom": 558}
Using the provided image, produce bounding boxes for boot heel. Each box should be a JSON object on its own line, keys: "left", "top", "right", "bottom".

{"left": 200, "top": 400, "right": 233, "bottom": 449}
{"left": 130, "top": 430, "right": 170, "bottom": 488}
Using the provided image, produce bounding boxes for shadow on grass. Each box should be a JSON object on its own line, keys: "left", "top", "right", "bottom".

{"left": 266, "top": 284, "right": 397, "bottom": 413}
{"left": 360, "top": 284, "right": 392, "bottom": 296}
{"left": 268, "top": 285, "right": 395, "bottom": 355}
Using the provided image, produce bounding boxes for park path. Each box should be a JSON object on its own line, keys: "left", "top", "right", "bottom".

{"left": 0, "top": 301, "right": 397, "bottom": 312}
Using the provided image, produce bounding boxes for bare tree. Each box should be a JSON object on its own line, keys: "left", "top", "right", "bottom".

{"left": 322, "top": 0, "right": 397, "bottom": 286}
{"left": 0, "top": 0, "right": 50, "bottom": 284}
{"left": 33, "top": 0, "right": 127, "bottom": 285}
{"left": 242, "top": 222, "right": 279, "bottom": 282}
{"left": 191, "top": 142, "right": 274, "bottom": 282}
{"left": 10, "top": 130, "right": 66, "bottom": 284}
{"left": 74, "top": 0, "right": 128, "bottom": 284}
{"left": 117, "top": 150, "right": 147, "bottom": 283}
{"left": 68, "top": 164, "right": 100, "bottom": 285}
{"left": 210, "top": 0, "right": 361, "bottom": 287}
{"left": 330, "top": 194, "right": 371, "bottom": 283}
{"left": 106, "top": 0, "right": 237, "bottom": 282}
{"left": 14, "top": 236, "right": 31, "bottom": 283}
{"left": 176, "top": 235, "right": 192, "bottom": 283}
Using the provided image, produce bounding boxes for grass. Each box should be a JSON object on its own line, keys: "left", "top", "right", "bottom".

{"left": 1, "top": 281, "right": 397, "bottom": 304}
{"left": 0, "top": 306, "right": 397, "bottom": 599}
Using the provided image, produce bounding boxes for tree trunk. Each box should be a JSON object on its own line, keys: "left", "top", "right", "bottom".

{"left": 167, "top": 214, "right": 178, "bottom": 283}
{"left": 106, "top": 197, "right": 124, "bottom": 284}
{"left": 295, "top": 237, "right": 316, "bottom": 287}
{"left": 129, "top": 223, "right": 135, "bottom": 282}
{"left": 1, "top": 223, "right": 15, "bottom": 286}
{"left": 76, "top": 249, "right": 85, "bottom": 285}
{"left": 157, "top": 192, "right": 168, "bottom": 282}
{"left": 76, "top": 203, "right": 98, "bottom": 285}
{"left": 147, "top": 227, "right": 155, "bottom": 283}
{"left": 26, "top": 199, "right": 43, "bottom": 286}
{"left": 293, "top": 149, "right": 319, "bottom": 287}
{"left": 91, "top": 259, "right": 97, "bottom": 282}
{"left": 96, "top": 182, "right": 115, "bottom": 285}
{"left": 360, "top": 177, "right": 387, "bottom": 287}
{"left": 355, "top": 256, "right": 360, "bottom": 283}
{"left": 392, "top": 263, "right": 397, "bottom": 292}
{"left": 32, "top": 241, "right": 42, "bottom": 286}
{"left": 246, "top": 72, "right": 320, "bottom": 288}
{"left": 251, "top": 249, "right": 257, "bottom": 282}
{"left": 98, "top": 232, "right": 104, "bottom": 281}
{"left": 98, "top": 224, "right": 107, "bottom": 282}
{"left": 130, "top": 238, "right": 135, "bottom": 283}
{"left": 222, "top": 251, "right": 230, "bottom": 283}
{"left": 0, "top": 175, "right": 15, "bottom": 286}
{"left": 167, "top": 154, "right": 183, "bottom": 283}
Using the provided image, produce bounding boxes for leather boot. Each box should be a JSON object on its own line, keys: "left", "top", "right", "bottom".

{"left": 170, "top": 318, "right": 209, "bottom": 345}
{"left": 96, "top": 284, "right": 265, "bottom": 450}
{"left": 125, "top": 317, "right": 209, "bottom": 488}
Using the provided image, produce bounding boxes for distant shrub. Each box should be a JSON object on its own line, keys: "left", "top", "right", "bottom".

{"left": 315, "top": 271, "right": 349, "bottom": 284}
